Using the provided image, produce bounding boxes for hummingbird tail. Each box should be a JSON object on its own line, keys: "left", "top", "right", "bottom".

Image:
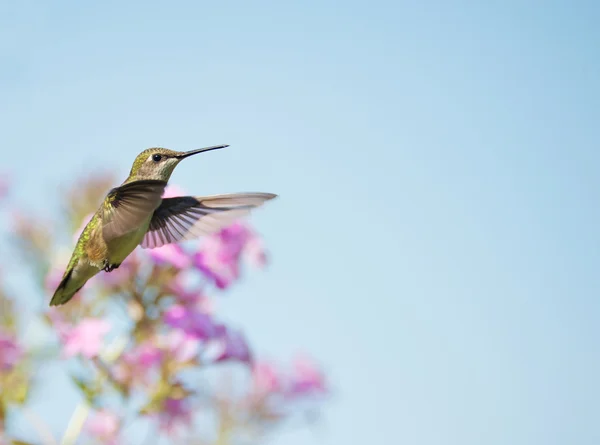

{"left": 49, "top": 269, "right": 81, "bottom": 306}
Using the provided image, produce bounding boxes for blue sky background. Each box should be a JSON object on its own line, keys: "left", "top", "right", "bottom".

{"left": 1, "top": 0, "right": 600, "bottom": 444}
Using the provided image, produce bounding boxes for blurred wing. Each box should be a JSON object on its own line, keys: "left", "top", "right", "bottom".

{"left": 102, "top": 180, "right": 167, "bottom": 241}
{"left": 141, "top": 192, "right": 277, "bottom": 249}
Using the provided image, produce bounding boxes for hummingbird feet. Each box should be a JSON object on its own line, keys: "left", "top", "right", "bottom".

{"left": 101, "top": 261, "right": 121, "bottom": 273}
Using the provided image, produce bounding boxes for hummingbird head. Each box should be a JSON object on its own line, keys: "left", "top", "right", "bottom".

{"left": 126, "top": 145, "right": 228, "bottom": 183}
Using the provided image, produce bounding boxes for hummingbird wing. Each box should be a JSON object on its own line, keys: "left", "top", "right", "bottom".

{"left": 140, "top": 192, "right": 277, "bottom": 248}
{"left": 102, "top": 180, "right": 167, "bottom": 241}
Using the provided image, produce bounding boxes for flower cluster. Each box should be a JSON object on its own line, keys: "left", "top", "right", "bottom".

{"left": 0, "top": 331, "right": 21, "bottom": 372}
{"left": 248, "top": 355, "right": 328, "bottom": 411}
{"left": 0, "top": 176, "right": 329, "bottom": 445}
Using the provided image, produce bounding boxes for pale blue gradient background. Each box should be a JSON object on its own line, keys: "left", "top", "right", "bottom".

{"left": 1, "top": 1, "right": 600, "bottom": 444}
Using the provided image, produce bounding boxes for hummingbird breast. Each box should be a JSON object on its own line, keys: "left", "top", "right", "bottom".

{"left": 105, "top": 215, "right": 153, "bottom": 264}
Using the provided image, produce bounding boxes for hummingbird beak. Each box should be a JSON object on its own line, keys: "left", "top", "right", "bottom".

{"left": 176, "top": 144, "right": 228, "bottom": 159}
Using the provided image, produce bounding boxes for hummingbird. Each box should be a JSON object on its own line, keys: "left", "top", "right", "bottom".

{"left": 50, "top": 144, "right": 277, "bottom": 306}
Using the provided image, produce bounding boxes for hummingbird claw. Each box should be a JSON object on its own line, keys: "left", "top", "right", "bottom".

{"left": 102, "top": 262, "right": 120, "bottom": 273}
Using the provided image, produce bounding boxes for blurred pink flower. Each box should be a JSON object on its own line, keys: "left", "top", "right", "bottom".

{"left": 206, "top": 325, "right": 252, "bottom": 365}
{"left": 73, "top": 213, "right": 94, "bottom": 243}
{"left": 164, "top": 304, "right": 215, "bottom": 340}
{"left": 193, "top": 222, "right": 264, "bottom": 289}
{"left": 10, "top": 210, "right": 49, "bottom": 245}
{"left": 251, "top": 361, "right": 282, "bottom": 396}
{"left": 0, "top": 331, "right": 22, "bottom": 371}
{"left": 0, "top": 176, "right": 8, "bottom": 201}
{"left": 134, "top": 342, "right": 163, "bottom": 367}
{"left": 166, "top": 275, "right": 214, "bottom": 314}
{"left": 86, "top": 409, "right": 120, "bottom": 445}
{"left": 243, "top": 236, "right": 268, "bottom": 268}
{"left": 61, "top": 318, "right": 111, "bottom": 359}
{"left": 164, "top": 330, "right": 200, "bottom": 363}
{"left": 46, "top": 309, "right": 70, "bottom": 338}
{"left": 121, "top": 342, "right": 163, "bottom": 372}
{"left": 156, "top": 397, "right": 193, "bottom": 435}
{"left": 166, "top": 278, "right": 205, "bottom": 306}
{"left": 148, "top": 244, "right": 191, "bottom": 269}
{"left": 114, "top": 341, "right": 162, "bottom": 387}
{"left": 162, "top": 185, "right": 186, "bottom": 199}
{"left": 287, "top": 355, "right": 327, "bottom": 397}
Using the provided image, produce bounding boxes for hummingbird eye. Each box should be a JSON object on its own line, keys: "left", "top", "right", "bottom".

{"left": 152, "top": 154, "right": 162, "bottom": 162}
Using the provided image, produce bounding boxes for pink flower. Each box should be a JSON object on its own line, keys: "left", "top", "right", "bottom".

{"left": 164, "top": 330, "right": 200, "bottom": 363}
{"left": 166, "top": 275, "right": 214, "bottom": 313}
{"left": 0, "top": 175, "right": 9, "bottom": 201}
{"left": 148, "top": 244, "right": 191, "bottom": 269}
{"left": 0, "top": 331, "right": 22, "bottom": 371}
{"left": 287, "top": 355, "right": 327, "bottom": 397}
{"left": 113, "top": 341, "right": 162, "bottom": 387}
{"left": 61, "top": 318, "right": 111, "bottom": 359}
{"left": 164, "top": 305, "right": 215, "bottom": 340}
{"left": 46, "top": 309, "right": 70, "bottom": 338}
{"left": 251, "top": 361, "right": 282, "bottom": 395}
{"left": 205, "top": 325, "right": 252, "bottom": 364}
{"left": 86, "top": 409, "right": 120, "bottom": 444}
{"left": 166, "top": 277, "right": 205, "bottom": 306}
{"left": 130, "top": 342, "right": 162, "bottom": 368}
{"left": 193, "top": 222, "right": 263, "bottom": 289}
{"left": 156, "top": 397, "right": 192, "bottom": 434}
{"left": 162, "top": 185, "right": 186, "bottom": 199}
{"left": 243, "top": 236, "right": 268, "bottom": 268}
